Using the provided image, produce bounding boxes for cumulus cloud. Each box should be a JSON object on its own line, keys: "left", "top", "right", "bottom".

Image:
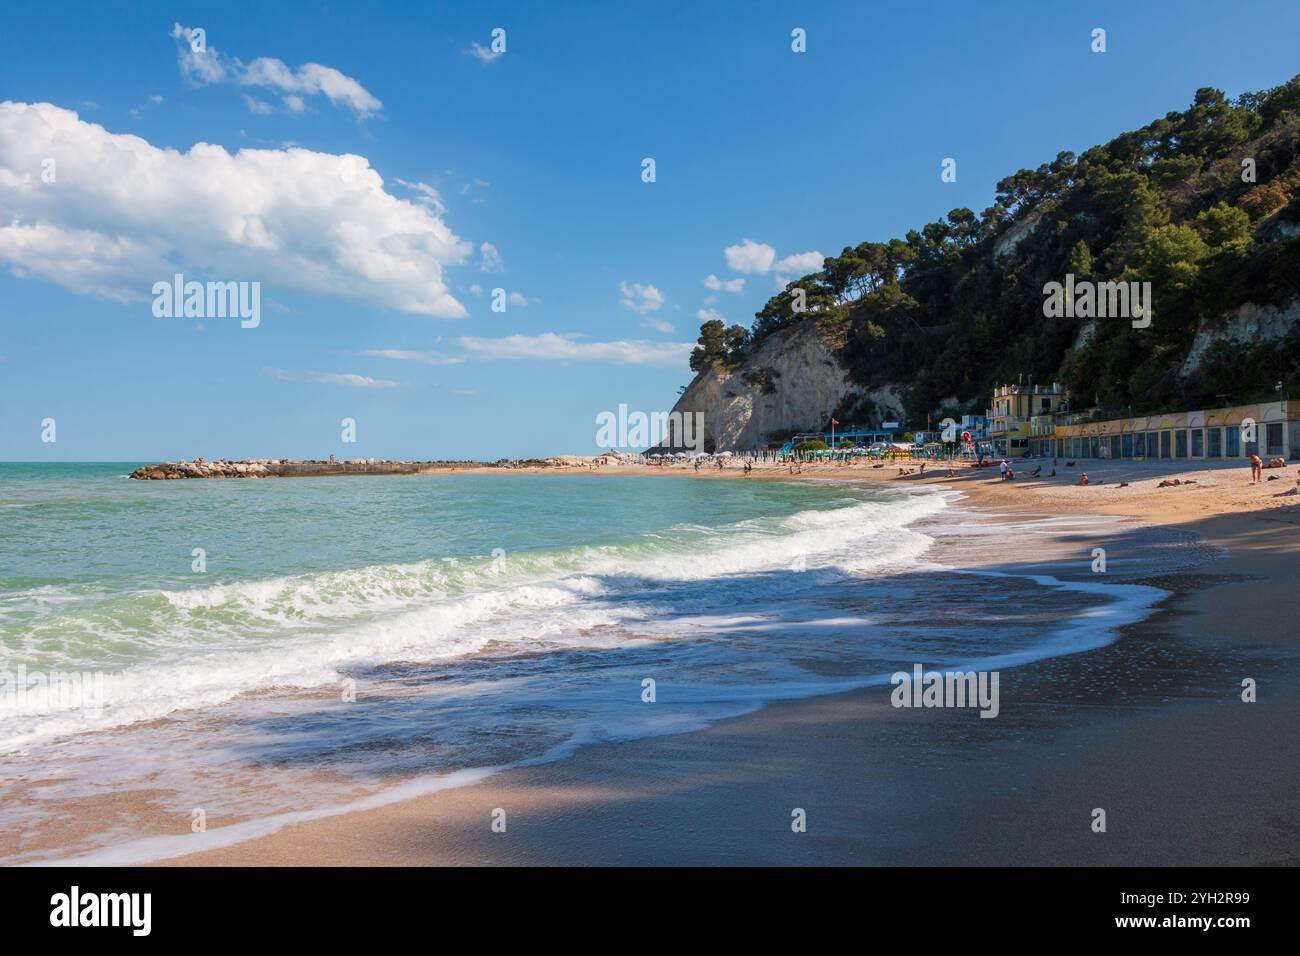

{"left": 171, "top": 23, "right": 382, "bottom": 118}
{"left": 774, "top": 250, "right": 825, "bottom": 273}
{"left": 696, "top": 307, "right": 727, "bottom": 323}
{"left": 0, "top": 102, "right": 473, "bottom": 316}
{"left": 619, "top": 280, "right": 665, "bottom": 314}
{"left": 724, "top": 240, "right": 776, "bottom": 274}
{"left": 362, "top": 348, "right": 465, "bottom": 366}
{"left": 458, "top": 333, "right": 690, "bottom": 366}
{"left": 703, "top": 273, "right": 744, "bottom": 293}
{"left": 641, "top": 318, "right": 674, "bottom": 334}
{"left": 723, "top": 239, "right": 822, "bottom": 276}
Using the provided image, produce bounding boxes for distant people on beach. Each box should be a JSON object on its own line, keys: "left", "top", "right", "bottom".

{"left": 1078, "top": 473, "right": 1089, "bottom": 486}
{"left": 1250, "top": 454, "right": 1263, "bottom": 483}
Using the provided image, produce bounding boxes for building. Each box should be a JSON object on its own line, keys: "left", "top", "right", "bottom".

{"left": 1053, "top": 400, "right": 1300, "bottom": 461}
{"left": 987, "top": 383, "right": 1069, "bottom": 458}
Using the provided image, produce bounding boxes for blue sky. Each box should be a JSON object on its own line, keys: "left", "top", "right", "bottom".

{"left": 2, "top": 0, "right": 1299, "bottom": 461}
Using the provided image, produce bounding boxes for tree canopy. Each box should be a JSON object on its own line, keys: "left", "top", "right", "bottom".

{"left": 689, "top": 76, "right": 1300, "bottom": 426}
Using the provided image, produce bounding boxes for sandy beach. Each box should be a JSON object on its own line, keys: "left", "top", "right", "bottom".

{"left": 136, "top": 456, "right": 1300, "bottom": 866}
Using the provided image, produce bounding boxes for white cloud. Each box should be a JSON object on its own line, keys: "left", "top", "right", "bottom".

{"left": 362, "top": 348, "right": 465, "bottom": 366}
{"left": 395, "top": 179, "right": 446, "bottom": 215}
{"left": 243, "top": 95, "right": 273, "bottom": 116}
{"left": 774, "top": 250, "right": 824, "bottom": 273}
{"left": 0, "top": 102, "right": 472, "bottom": 316}
{"left": 265, "top": 368, "right": 397, "bottom": 387}
{"left": 641, "top": 318, "right": 674, "bottom": 334}
{"left": 723, "top": 239, "right": 822, "bottom": 276}
{"left": 507, "top": 291, "right": 529, "bottom": 307}
{"left": 619, "top": 280, "right": 665, "bottom": 314}
{"left": 282, "top": 94, "right": 306, "bottom": 115}
{"left": 171, "top": 23, "right": 382, "bottom": 118}
{"left": 703, "top": 273, "right": 744, "bottom": 293}
{"left": 465, "top": 42, "right": 502, "bottom": 64}
{"left": 149, "top": 94, "right": 164, "bottom": 105}
{"left": 696, "top": 307, "right": 727, "bottom": 324}
{"left": 724, "top": 239, "right": 776, "bottom": 274}
{"left": 478, "top": 241, "right": 504, "bottom": 272}
{"left": 308, "top": 371, "right": 396, "bottom": 388}
{"left": 458, "top": 333, "right": 690, "bottom": 366}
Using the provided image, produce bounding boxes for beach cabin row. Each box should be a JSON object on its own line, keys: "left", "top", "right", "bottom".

{"left": 1050, "top": 401, "right": 1300, "bottom": 461}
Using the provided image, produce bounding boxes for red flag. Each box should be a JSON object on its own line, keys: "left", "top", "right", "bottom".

{"left": 831, "top": 418, "right": 840, "bottom": 426}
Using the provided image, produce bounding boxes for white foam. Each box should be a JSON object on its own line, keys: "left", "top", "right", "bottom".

{"left": 0, "top": 488, "right": 949, "bottom": 749}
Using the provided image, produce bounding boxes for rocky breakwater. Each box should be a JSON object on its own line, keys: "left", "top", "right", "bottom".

{"left": 130, "top": 460, "right": 275, "bottom": 480}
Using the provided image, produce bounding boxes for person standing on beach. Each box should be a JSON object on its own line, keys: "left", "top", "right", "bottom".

{"left": 1250, "top": 453, "right": 1263, "bottom": 483}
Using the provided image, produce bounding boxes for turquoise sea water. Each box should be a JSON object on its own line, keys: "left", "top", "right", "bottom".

{"left": 0, "top": 464, "right": 1161, "bottom": 863}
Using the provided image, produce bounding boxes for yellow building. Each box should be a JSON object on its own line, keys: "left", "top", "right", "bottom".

{"left": 1053, "top": 400, "right": 1300, "bottom": 461}
{"left": 988, "top": 383, "right": 1068, "bottom": 457}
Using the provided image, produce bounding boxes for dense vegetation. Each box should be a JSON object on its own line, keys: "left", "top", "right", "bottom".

{"left": 691, "top": 78, "right": 1300, "bottom": 427}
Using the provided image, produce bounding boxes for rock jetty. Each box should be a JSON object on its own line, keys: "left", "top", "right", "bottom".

{"left": 128, "top": 457, "right": 591, "bottom": 479}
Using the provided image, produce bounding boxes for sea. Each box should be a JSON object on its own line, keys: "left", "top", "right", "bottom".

{"left": 0, "top": 463, "right": 1166, "bottom": 863}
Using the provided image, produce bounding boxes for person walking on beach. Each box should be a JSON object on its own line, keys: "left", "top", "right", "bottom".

{"left": 1250, "top": 453, "right": 1263, "bottom": 483}
{"left": 999, "top": 459, "right": 1008, "bottom": 480}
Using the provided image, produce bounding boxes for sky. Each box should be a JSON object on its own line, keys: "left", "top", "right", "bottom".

{"left": 2, "top": 0, "right": 1299, "bottom": 461}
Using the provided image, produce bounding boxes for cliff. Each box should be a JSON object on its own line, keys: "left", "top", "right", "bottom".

{"left": 669, "top": 321, "right": 871, "bottom": 451}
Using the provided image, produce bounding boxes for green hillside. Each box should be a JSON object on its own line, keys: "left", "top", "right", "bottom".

{"left": 690, "top": 76, "right": 1300, "bottom": 428}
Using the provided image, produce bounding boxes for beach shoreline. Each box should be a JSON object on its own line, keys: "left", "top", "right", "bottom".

{"left": 122, "top": 456, "right": 1299, "bottom": 866}
{"left": 5, "top": 460, "right": 1289, "bottom": 868}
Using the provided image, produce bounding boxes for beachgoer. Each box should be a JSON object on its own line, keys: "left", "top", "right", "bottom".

{"left": 1078, "top": 473, "right": 1089, "bottom": 486}
{"left": 1250, "top": 454, "right": 1263, "bottom": 483}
